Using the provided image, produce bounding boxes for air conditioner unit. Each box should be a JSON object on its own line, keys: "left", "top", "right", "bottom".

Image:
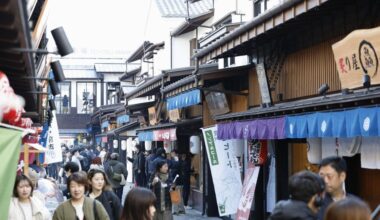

{"left": 218, "top": 55, "right": 249, "bottom": 69}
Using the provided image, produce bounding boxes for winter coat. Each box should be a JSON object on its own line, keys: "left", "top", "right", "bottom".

{"left": 268, "top": 199, "right": 317, "bottom": 220}
{"left": 52, "top": 197, "right": 109, "bottom": 220}
{"left": 105, "top": 159, "right": 128, "bottom": 189}
{"left": 8, "top": 196, "right": 50, "bottom": 220}
{"left": 316, "top": 193, "right": 359, "bottom": 220}
{"left": 149, "top": 172, "right": 173, "bottom": 212}
{"left": 93, "top": 190, "right": 121, "bottom": 220}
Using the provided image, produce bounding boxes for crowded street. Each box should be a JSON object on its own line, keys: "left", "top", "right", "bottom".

{"left": 1, "top": 0, "right": 380, "bottom": 220}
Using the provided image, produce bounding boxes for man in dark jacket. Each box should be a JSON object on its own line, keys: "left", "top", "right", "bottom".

{"left": 127, "top": 144, "right": 146, "bottom": 187}
{"left": 317, "top": 156, "right": 359, "bottom": 220}
{"left": 269, "top": 171, "right": 325, "bottom": 220}
{"left": 105, "top": 153, "right": 128, "bottom": 200}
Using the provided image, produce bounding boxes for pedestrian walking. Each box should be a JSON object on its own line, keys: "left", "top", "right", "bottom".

{"left": 317, "top": 156, "right": 360, "bottom": 219}
{"left": 324, "top": 198, "right": 371, "bottom": 220}
{"left": 127, "top": 144, "right": 146, "bottom": 187}
{"left": 105, "top": 153, "right": 128, "bottom": 200}
{"left": 120, "top": 187, "right": 156, "bottom": 220}
{"left": 88, "top": 169, "right": 121, "bottom": 220}
{"left": 149, "top": 160, "right": 174, "bottom": 220}
{"left": 62, "top": 161, "right": 79, "bottom": 199}
{"left": 8, "top": 174, "right": 50, "bottom": 220}
{"left": 53, "top": 172, "right": 109, "bottom": 220}
{"left": 269, "top": 171, "right": 325, "bottom": 220}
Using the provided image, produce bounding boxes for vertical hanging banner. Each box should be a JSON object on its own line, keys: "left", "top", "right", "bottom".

{"left": 0, "top": 128, "right": 22, "bottom": 220}
{"left": 202, "top": 125, "right": 242, "bottom": 216}
{"left": 236, "top": 166, "right": 260, "bottom": 220}
{"left": 45, "top": 111, "right": 63, "bottom": 164}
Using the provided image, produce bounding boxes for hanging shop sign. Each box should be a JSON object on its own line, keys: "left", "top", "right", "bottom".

{"left": 166, "top": 89, "right": 201, "bottom": 110}
{"left": 332, "top": 26, "right": 380, "bottom": 89}
{"left": 202, "top": 125, "right": 242, "bottom": 216}
{"left": 45, "top": 111, "right": 63, "bottom": 164}
{"left": 101, "top": 121, "right": 109, "bottom": 129}
{"left": 153, "top": 128, "right": 177, "bottom": 141}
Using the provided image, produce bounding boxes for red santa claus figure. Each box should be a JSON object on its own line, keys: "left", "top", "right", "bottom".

{"left": 0, "top": 71, "right": 32, "bottom": 128}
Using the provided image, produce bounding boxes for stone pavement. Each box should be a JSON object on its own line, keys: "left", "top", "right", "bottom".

{"left": 173, "top": 208, "right": 222, "bottom": 220}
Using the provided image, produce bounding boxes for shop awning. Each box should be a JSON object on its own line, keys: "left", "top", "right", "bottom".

{"left": 217, "top": 117, "right": 286, "bottom": 140}
{"left": 138, "top": 131, "right": 154, "bottom": 141}
{"left": 101, "top": 121, "right": 109, "bottom": 129}
{"left": 116, "top": 115, "right": 129, "bottom": 125}
{"left": 285, "top": 107, "right": 380, "bottom": 138}
{"left": 167, "top": 89, "right": 201, "bottom": 110}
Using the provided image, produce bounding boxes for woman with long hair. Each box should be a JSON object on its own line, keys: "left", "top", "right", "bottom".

{"left": 53, "top": 171, "right": 109, "bottom": 220}
{"left": 324, "top": 198, "right": 371, "bottom": 220}
{"left": 8, "top": 174, "right": 50, "bottom": 220}
{"left": 120, "top": 187, "right": 156, "bottom": 220}
{"left": 149, "top": 160, "right": 174, "bottom": 220}
{"left": 88, "top": 169, "right": 121, "bottom": 220}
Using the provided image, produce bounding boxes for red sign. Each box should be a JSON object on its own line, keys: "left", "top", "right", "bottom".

{"left": 153, "top": 128, "right": 176, "bottom": 141}
{"left": 236, "top": 167, "right": 260, "bottom": 220}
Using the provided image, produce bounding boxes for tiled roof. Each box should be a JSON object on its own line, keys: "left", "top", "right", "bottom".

{"left": 155, "top": 0, "right": 213, "bottom": 17}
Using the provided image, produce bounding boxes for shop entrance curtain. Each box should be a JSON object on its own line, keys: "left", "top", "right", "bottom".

{"left": 217, "top": 117, "right": 286, "bottom": 140}
{"left": 0, "top": 128, "right": 22, "bottom": 220}
{"left": 285, "top": 107, "right": 380, "bottom": 138}
{"left": 166, "top": 89, "right": 201, "bottom": 110}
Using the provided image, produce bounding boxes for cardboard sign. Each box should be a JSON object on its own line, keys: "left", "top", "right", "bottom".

{"left": 148, "top": 107, "right": 157, "bottom": 125}
{"left": 332, "top": 26, "right": 380, "bottom": 89}
{"left": 168, "top": 109, "right": 181, "bottom": 122}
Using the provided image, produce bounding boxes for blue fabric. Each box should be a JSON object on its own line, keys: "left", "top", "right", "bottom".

{"left": 331, "top": 111, "right": 346, "bottom": 137}
{"left": 358, "top": 107, "right": 378, "bottom": 136}
{"left": 138, "top": 131, "right": 154, "bottom": 141}
{"left": 166, "top": 89, "right": 201, "bottom": 110}
{"left": 101, "top": 121, "right": 109, "bottom": 129}
{"left": 345, "top": 109, "right": 361, "bottom": 137}
{"left": 307, "top": 113, "right": 319, "bottom": 138}
{"left": 117, "top": 115, "right": 129, "bottom": 125}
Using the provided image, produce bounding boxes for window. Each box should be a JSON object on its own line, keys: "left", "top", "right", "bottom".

{"left": 77, "top": 82, "right": 96, "bottom": 114}
{"left": 254, "top": 0, "right": 282, "bottom": 17}
{"left": 106, "top": 82, "right": 121, "bottom": 105}
{"left": 54, "top": 82, "right": 70, "bottom": 114}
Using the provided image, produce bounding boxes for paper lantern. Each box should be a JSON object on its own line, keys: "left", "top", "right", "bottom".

{"left": 121, "top": 140, "right": 127, "bottom": 151}
{"left": 190, "top": 136, "right": 201, "bottom": 154}
{"left": 145, "top": 141, "right": 152, "bottom": 151}
{"left": 113, "top": 139, "right": 118, "bottom": 149}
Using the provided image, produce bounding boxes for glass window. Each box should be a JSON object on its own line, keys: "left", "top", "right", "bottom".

{"left": 77, "top": 82, "right": 96, "bottom": 114}
{"left": 54, "top": 82, "right": 70, "bottom": 114}
{"left": 106, "top": 82, "right": 120, "bottom": 105}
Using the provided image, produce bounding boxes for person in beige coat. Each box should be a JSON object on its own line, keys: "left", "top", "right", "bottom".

{"left": 53, "top": 171, "right": 109, "bottom": 220}
{"left": 8, "top": 174, "right": 50, "bottom": 220}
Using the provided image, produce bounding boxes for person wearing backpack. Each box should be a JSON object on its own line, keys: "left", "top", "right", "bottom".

{"left": 105, "top": 153, "right": 128, "bottom": 200}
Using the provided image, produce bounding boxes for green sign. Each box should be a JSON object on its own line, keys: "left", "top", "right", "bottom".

{"left": 205, "top": 130, "right": 219, "bottom": 165}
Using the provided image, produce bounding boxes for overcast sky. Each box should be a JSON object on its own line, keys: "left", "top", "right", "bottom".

{"left": 47, "top": 0, "right": 153, "bottom": 52}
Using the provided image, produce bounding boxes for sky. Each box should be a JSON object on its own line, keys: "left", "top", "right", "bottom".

{"left": 47, "top": 0, "right": 154, "bottom": 52}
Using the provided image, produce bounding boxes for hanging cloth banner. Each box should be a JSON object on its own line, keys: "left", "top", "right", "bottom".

{"left": 117, "top": 115, "right": 129, "bottom": 125}
{"left": 202, "top": 125, "right": 242, "bottom": 216}
{"left": 0, "top": 127, "right": 22, "bottom": 220}
{"left": 153, "top": 128, "right": 177, "bottom": 141}
{"left": 236, "top": 166, "right": 260, "bottom": 220}
{"left": 44, "top": 111, "right": 63, "bottom": 164}
{"left": 166, "top": 89, "right": 201, "bottom": 110}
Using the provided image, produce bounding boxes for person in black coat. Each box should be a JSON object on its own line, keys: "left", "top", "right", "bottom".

{"left": 269, "top": 171, "right": 325, "bottom": 220}
{"left": 88, "top": 169, "right": 121, "bottom": 220}
{"left": 127, "top": 144, "right": 146, "bottom": 187}
{"left": 149, "top": 160, "right": 174, "bottom": 220}
{"left": 105, "top": 153, "right": 128, "bottom": 200}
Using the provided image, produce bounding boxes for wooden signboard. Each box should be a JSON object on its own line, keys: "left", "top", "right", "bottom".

{"left": 332, "top": 26, "right": 380, "bottom": 89}
{"left": 168, "top": 109, "right": 181, "bottom": 122}
{"left": 148, "top": 107, "right": 157, "bottom": 125}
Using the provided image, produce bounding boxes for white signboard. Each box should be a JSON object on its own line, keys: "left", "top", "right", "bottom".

{"left": 256, "top": 63, "right": 272, "bottom": 105}
{"left": 202, "top": 126, "right": 242, "bottom": 216}
{"left": 45, "top": 111, "right": 63, "bottom": 164}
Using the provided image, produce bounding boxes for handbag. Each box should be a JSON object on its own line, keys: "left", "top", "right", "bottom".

{"left": 170, "top": 188, "right": 181, "bottom": 204}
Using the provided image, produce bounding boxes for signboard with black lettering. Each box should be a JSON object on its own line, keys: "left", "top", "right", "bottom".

{"left": 256, "top": 63, "right": 272, "bottom": 105}
{"left": 332, "top": 26, "right": 380, "bottom": 89}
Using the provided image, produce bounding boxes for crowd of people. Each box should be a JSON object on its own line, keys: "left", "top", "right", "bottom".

{"left": 8, "top": 142, "right": 375, "bottom": 220}
{"left": 9, "top": 143, "right": 193, "bottom": 220}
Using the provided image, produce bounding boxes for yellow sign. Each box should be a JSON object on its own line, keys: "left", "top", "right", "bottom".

{"left": 332, "top": 26, "right": 380, "bottom": 89}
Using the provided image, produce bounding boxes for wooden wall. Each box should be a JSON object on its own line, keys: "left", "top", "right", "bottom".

{"left": 249, "top": 39, "right": 342, "bottom": 106}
